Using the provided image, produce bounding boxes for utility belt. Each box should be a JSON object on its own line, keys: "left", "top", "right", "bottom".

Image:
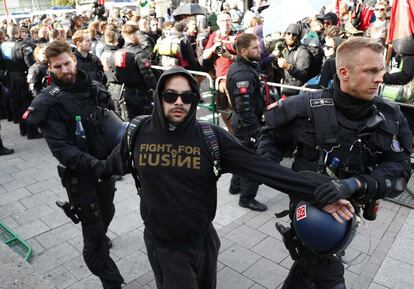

{"left": 55, "top": 164, "right": 101, "bottom": 224}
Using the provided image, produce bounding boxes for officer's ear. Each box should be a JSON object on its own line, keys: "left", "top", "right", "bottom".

{"left": 337, "top": 66, "right": 350, "bottom": 81}
{"left": 71, "top": 54, "right": 77, "bottom": 65}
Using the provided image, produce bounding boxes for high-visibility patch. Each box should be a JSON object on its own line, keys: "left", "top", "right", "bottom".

{"left": 296, "top": 204, "right": 307, "bottom": 221}
{"left": 22, "top": 107, "right": 33, "bottom": 120}
{"left": 115, "top": 50, "right": 127, "bottom": 68}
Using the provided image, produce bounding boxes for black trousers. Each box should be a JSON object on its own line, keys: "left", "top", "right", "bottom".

{"left": 78, "top": 178, "right": 124, "bottom": 289}
{"left": 282, "top": 245, "right": 345, "bottom": 289}
{"left": 229, "top": 127, "right": 260, "bottom": 203}
{"left": 144, "top": 225, "right": 220, "bottom": 289}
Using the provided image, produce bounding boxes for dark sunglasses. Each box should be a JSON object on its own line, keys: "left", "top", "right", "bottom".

{"left": 286, "top": 32, "right": 298, "bottom": 37}
{"left": 161, "top": 91, "right": 198, "bottom": 104}
{"left": 375, "top": 8, "right": 385, "bottom": 11}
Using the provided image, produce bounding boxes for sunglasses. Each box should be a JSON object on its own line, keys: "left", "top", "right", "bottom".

{"left": 286, "top": 32, "right": 298, "bottom": 37}
{"left": 161, "top": 91, "right": 198, "bottom": 104}
{"left": 323, "top": 21, "right": 333, "bottom": 25}
{"left": 375, "top": 8, "right": 385, "bottom": 11}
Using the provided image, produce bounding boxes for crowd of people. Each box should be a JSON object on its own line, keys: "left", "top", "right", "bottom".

{"left": 0, "top": 0, "right": 413, "bottom": 289}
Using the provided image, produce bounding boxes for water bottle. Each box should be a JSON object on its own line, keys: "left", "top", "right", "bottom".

{"left": 363, "top": 199, "right": 380, "bottom": 221}
{"left": 75, "top": 115, "right": 87, "bottom": 151}
{"left": 326, "top": 157, "right": 340, "bottom": 179}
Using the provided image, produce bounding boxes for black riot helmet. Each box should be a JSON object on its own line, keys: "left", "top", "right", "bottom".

{"left": 293, "top": 201, "right": 357, "bottom": 255}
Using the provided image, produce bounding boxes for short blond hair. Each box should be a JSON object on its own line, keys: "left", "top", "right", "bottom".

{"left": 72, "top": 29, "right": 90, "bottom": 46}
{"left": 336, "top": 37, "right": 384, "bottom": 69}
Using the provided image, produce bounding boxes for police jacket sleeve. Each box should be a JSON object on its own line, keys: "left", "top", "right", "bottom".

{"left": 40, "top": 108, "right": 99, "bottom": 173}
{"left": 288, "top": 47, "right": 312, "bottom": 82}
{"left": 135, "top": 51, "right": 157, "bottom": 90}
{"left": 358, "top": 112, "right": 412, "bottom": 199}
{"left": 214, "top": 126, "right": 323, "bottom": 199}
{"left": 383, "top": 55, "right": 414, "bottom": 85}
{"left": 227, "top": 72, "right": 261, "bottom": 132}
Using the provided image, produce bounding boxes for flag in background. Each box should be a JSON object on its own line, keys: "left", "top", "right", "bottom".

{"left": 386, "top": 0, "right": 414, "bottom": 55}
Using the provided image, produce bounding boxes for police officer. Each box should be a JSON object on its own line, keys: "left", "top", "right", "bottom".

{"left": 27, "top": 44, "right": 49, "bottom": 97}
{"left": 110, "top": 23, "right": 157, "bottom": 119}
{"left": 72, "top": 29, "right": 106, "bottom": 84}
{"left": 25, "top": 41, "right": 124, "bottom": 289}
{"left": 226, "top": 33, "right": 267, "bottom": 211}
{"left": 1, "top": 23, "right": 40, "bottom": 139}
{"left": 258, "top": 37, "right": 412, "bottom": 289}
{"left": 100, "top": 29, "right": 126, "bottom": 119}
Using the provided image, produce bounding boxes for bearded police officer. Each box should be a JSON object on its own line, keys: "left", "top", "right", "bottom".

{"left": 258, "top": 37, "right": 412, "bottom": 289}
{"left": 110, "top": 23, "right": 157, "bottom": 120}
{"left": 226, "top": 33, "right": 267, "bottom": 211}
{"left": 24, "top": 41, "right": 124, "bottom": 289}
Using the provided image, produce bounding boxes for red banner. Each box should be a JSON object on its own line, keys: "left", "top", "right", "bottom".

{"left": 386, "top": 0, "right": 414, "bottom": 55}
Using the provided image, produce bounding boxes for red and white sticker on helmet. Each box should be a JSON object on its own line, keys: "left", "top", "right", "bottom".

{"left": 296, "top": 204, "right": 307, "bottom": 221}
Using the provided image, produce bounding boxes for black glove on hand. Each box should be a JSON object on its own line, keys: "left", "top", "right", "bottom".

{"left": 90, "top": 159, "right": 111, "bottom": 179}
{"left": 313, "top": 177, "right": 361, "bottom": 206}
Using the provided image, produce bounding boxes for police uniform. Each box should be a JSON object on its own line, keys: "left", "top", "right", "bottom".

{"left": 25, "top": 70, "right": 124, "bottom": 289}
{"left": 74, "top": 50, "right": 106, "bottom": 84}
{"left": 27, "top": 62, "right": 49, "bottom": 97}
{"left": 110, "top": 43, "right": 157, "bottom": 120}
{"left": 258, "top": 78, "right": 412, "bottom": 289}
{"left": 0, "top": 37, "right": 39, "bottom": 138}
{"left": 100, "top": 44, "right": 126, "bottom": 119}
{"left": 226, "top": 56, "right": 265, "bottom": 208}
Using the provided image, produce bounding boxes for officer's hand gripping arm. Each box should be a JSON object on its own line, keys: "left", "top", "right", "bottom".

{"left": 313, "top": 178, "right": 362, "bottom": 206}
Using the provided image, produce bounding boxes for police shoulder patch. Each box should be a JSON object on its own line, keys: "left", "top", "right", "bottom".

{"left": 296, "top": 204, "right": 307, "bottom": 221}
{"left": 236, "top": 81, "right": 249, "bottom": 88}
{"left": 391, "top": 135, "right": 404, "bottom": 152}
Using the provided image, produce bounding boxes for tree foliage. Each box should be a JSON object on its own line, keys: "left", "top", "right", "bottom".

{"left": 50, "top": 0, "right": 76, "bottom": 7}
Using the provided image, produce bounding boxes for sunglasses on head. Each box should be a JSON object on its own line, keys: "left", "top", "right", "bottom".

{"left": 161, "top": 91, "right": 198, "bottom": 104}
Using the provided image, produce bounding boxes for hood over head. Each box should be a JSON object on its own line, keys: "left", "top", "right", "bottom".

{"left": 152, "top": 67, "right": 200, "bottom": 131}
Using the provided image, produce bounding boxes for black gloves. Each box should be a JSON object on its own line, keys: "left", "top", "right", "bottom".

{"left": 90, "top": 159, "right": 112, "bottom": 179}
{"left": 313, "top": 177, "right": 362, "bottom": 206}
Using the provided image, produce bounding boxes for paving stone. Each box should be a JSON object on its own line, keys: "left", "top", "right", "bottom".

{"left": 217, "top": 261, "right": 225, "bottom": 271}
{"left": 244, "top": 213, "right": 273, "bottom": 229}
{"left": 248, "top": 284, "right": 266, "bottom": 289}
{"left": 66, "top": 274, "right": 102, "bottom": 289}
{"left": 44, "top": 265, "right": 77, "bottom": 289}
{"left": 218, "top": 244, "right": 261, "bottom": 273}
{"left": 0, "top": 216, "right": 19, "bottom": 229}
{"left": 344, "top": 269, "right": 359, "bottom": 289}
{"left": 251, "top": 236, "right": 289, "bottom": 264}
{"left": 279, "top": 255, "right": 294, "bottom": 270}
{"left": 397, "top": 217, "right": 414, "bottom": 240}
{"left": 1, "top": 176, "right": 38, "bottom": 192}
{"left": 216, "top": 187, "right": 236, "bottom": 208}
{"left": 257, "top": 219, "right": 284, "bottom": 240}
{"left": 35, "top": 223, "right": 80, "bottom": 249}
{"left": 135, "top": 269, "right": 155, "bottom": 286}
{"left": 31, "top": 242, "right": 80, "bottom": 273}
{"left": 111, "top": 229, "right": 145, "bottom": 259}
{"left": 353, "top": 275, "right": 375, "bottom": 289}
{"left": 374, "top": 257, "right": 414, "bottom": 289}
{"left": 111, "top": 194, "right": 140, "bottom": 216}
{"left": 40, "top": 211, "right": 71, "bottom": 229}
{"left": 243, "top": 258, "right": 289, "bottom": 289}
{"left": 368, "top": 283, "right": 389, "bottom": 289}
{"left": 63, "top": 255, "right": 91, "bottom": 281}
{"left": 19, "top": 190, "right": 58, "bottom": 209}
{"left": 216, "top": 266, "right": 254, "bottom": 289}
{"left": 215, "top": 203, "right": 247, "bottom": 227}
{"left": 67, "top": 234, "right": 84, "bottom": 253}
{"left": 26, "top": 237, "right": 46, "bottom": 256}
{"left": 218, "top": 237, "right": 234, "bottom": 253}
{"left": 14, "top": 219, "right": 50, "bottom": 240}
{"left": 13, "top": 203, "right": 55, "bottom": 225}
{"left": 387, "top": 235, "right": 414, "bottom": 266}
{"left": 0, "top": 187, "right": 32, "bottom": 206}
{"left": 108, "top": 210, "right": 142, "bottom": 236}
{"left": 225, "top": 225, "right": 266, "bottom": 249}
{"left": 115, "top": 250, "right": 152, "bottom": 283}
{"left": 0, "top": 201, "right": 26, "bottom": 218}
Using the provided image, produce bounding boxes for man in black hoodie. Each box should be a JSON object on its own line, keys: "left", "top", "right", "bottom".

{"left": 97, "top": 66, "right": 355, "bottom": 289}
{"left": 24, "top": 41, "right": 124, "bottom": 289}
{"left": 258, "top": 37, "right": 412, "bottom": 289}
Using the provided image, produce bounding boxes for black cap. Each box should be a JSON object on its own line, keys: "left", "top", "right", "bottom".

{"left": 285, "top": 23, "right": 301, "bottom": 35}
{"left": 317, "top": 12, "right": 338, "bottom": 25}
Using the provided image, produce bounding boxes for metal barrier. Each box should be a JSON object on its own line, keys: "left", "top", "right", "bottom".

{"left": 151, "top": 65, "right": 219, "bottom": 124}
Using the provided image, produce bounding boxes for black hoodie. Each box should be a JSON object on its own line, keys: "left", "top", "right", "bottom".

{"left": 108, "top": 67, "right": 330, "bottom": 244}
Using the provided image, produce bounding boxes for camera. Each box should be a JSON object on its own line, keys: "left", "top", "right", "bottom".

{"left": 215, "top": 44, "right": 227, "bottom": 55}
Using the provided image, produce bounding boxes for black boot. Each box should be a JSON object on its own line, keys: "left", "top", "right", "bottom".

{"left": 0, "top": 139, "right": 14, "bottom": 156}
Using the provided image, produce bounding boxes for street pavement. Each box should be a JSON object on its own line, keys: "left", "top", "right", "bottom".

{"left": 1, "top": 117, "right": 414, "bottom": 289}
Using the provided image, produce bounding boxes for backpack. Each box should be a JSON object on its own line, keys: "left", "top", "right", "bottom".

{"left": 126, "top": 115, "right": 222, "bottom": 192}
